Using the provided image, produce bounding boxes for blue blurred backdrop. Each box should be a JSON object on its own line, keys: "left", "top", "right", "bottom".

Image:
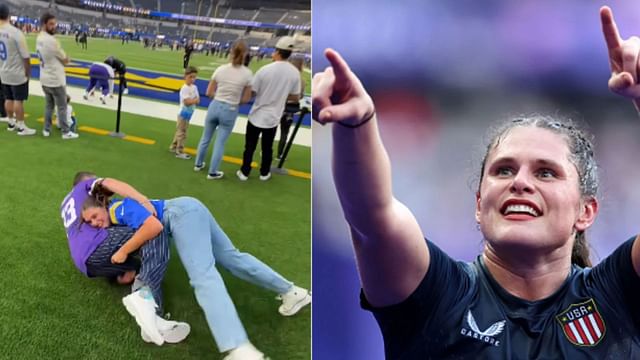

{"left": 312, "top": 1, "right": 640, "bottom": 359}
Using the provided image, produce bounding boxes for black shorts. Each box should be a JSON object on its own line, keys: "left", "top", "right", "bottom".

{"left": 2, "top": 81, "right": 29, "bottom": 101}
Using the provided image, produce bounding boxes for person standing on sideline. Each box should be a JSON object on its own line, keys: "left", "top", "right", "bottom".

{"left": 237, "top": 37, "right": 301, "bottom": 181}
{"left": 36, "top": 12, "right": 78, "bottom": 139}
{"left": 169, "top": 66, "right": 200, "bottom": 159}
{"left": 194, "top": 40, "right": 253, "bottom": 180}
{"left": 183, "top": 40, "right": 194, "bottom": 69}
{"left": 0, "top": 4, "right": 35, "bottom": 135}
{"left": 277, "top": 57, "right": 305, "bottom": 160}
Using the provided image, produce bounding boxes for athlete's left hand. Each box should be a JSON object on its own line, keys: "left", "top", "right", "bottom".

{"left": 600, "top": 6, "right": 640, "bottom": 101}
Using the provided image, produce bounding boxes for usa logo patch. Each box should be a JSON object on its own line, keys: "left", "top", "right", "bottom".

{"left": 556, "top": 298, "right": 606, "bottom": 346}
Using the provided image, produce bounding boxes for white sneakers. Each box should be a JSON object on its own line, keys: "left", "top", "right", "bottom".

{"left": 62, "top": 131, "right": 80, "bottom": 140}
{"left": 122, "top": 287, "right": 164, "bottom": 346}
{"left": 16, "top": 124, "right": 36, "bottom": 136}
{"left": 194, "top": 162, "right": 206, "bottom": 171}
{"left": 236, "top": 170, "right": 248, "bottom": 181}
{"left": 259, "top": 173, "right": 272, "bottom": 181}
{"left": 277, "top": 285, "right": 311, "bottom": 316}
{"left": 223, "top": 342, "right": 267, "bottom": 360}
{"left": 207, "top": 171, "right": 224, "bottom": 180}
{"left": 42, "top": 129, "right": 50, "bottom": 137}
{"left": 140, "top": 316, "right": 191, "bottom": 344}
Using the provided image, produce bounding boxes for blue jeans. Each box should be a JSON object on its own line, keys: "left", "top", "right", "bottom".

{"left": 195, "top": 100, "right": 239, "bottom": 174}
{"left": 162, "top": 197, "right": 292, "bottom": 352}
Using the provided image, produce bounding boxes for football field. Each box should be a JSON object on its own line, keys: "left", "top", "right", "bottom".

{"left": 0, "top": 35, "right": 311, "bottom": 359}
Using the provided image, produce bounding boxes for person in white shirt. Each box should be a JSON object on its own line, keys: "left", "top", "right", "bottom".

{"left": 194, "top": 40, "right": 253, "bottom": 180}
{"left": 169, "top": 66, "right": 200, "bottom": 159}
{"left": 0, "top": 4, "right": 35, "bottom": 135}
{"left": 237, "top": 36, "right": 301, "bottom": 181}
{"left": 36, "top": 12, "right": 78, "bottom": 139}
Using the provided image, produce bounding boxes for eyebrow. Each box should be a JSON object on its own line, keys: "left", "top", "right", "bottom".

{"left": 489, "top": 157, "right": 565, "bottom": 169}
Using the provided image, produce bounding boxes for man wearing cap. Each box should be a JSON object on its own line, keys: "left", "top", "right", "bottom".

{"left": 0, "top": 3, "right": 36, "bottom": 135}
{"left": 237, "top": 36, "right": 301, "bottom": 181}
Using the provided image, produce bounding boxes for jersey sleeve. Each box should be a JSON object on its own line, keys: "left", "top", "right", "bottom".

{"left": 111, "top": 198, "right": 152, "bottom": 230}
{"left": 360, "top": 239, "right": 475, "bottom": 358}
{"left": 587, "top": 236, "right": 640, "bottom": 329}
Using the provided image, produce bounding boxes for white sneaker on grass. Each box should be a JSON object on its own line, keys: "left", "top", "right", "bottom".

{"left": 175, "top": 152, "right": 192, "bottom": 160}
{"left": 259, "top": 173, "right": 271, "bottom": 181}
{"left": 16, "top": 124, "right": 36, "bottom": 136}
{"left": 42, "top": 129, "right": 50, "bottom": 137}
{"left": 141, "top": 316, "right": 190, "bottom": 344}
{"left": 62, "top": 131, "right": 79, "bottom": 140}
{"left": 207, "top": 171, "right": 224, "bottom": 180}
{"left": 194, "top": 162, "right": 206, "bottom": 171}
{"left": 236, "top": 170, "right": 248, "bottom": 181}
{"left": 277, "top": 285, "right": 311, "bottom": 316}
{"left": 122, "top": 287, "right": 164, "bottom": 346}
{"left": 7, "top": 119, "right": 15, "bottom": 131}
{"left": 223, "top": 342, "right": 267, "bottom": 360}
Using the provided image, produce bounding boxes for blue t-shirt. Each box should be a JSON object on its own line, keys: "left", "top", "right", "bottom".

{"left": 361, "top": 238, "right": 640, "bottom": 359}
{"left": 108, "top": 198, "right": 165, "bottom": 229}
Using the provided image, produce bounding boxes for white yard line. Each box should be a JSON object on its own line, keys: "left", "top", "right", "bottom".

{"left": 28, "top": 80, "right": 311, "bottom": 147}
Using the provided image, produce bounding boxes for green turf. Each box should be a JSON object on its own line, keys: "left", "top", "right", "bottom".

{"left": 0, "top": 95, "right": 310, "bottom": 359}
{"left": 25, "top": 34, "right": 312, "bottom": 94}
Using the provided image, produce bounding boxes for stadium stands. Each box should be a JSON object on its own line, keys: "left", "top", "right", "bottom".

{"left": 255, "top": 8, "right": 286, "bottom": 23}
{"left": 280, "top": 10, "right": 310, "bottom": 26}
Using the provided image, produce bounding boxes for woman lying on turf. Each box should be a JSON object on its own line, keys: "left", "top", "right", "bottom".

{"left": 82, "top": 192, "right": 311, "bottom": 360}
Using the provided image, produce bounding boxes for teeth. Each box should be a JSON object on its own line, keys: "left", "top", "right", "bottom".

{"left": 504, "top": 204, "right": 539, "bottom": 217}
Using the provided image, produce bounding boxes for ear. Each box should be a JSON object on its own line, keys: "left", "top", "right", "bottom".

{"left": 475, "top": 191, "right": 482, "bottom": 224}
{"left": 575, "top": 197, "right": 599, "bottom": 232}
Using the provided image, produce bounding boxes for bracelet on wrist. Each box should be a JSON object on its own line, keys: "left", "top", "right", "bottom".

{"left": 336, "top": 111, "right": 375, "bottom": 129}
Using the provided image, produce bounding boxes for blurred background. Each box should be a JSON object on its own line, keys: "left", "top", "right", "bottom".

{"left": 312, "top": 1, "right": 640, "bottom": 359}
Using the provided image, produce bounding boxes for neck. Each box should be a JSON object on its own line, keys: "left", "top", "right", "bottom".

{"left": 482, "top": 241, "right": 572, "bottom": 301}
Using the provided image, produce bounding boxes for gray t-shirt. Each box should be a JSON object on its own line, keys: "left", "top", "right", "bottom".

{"left": 248, "top": 61, "right": 301, "bottom": 129}
{"left": 0, "top": 22, "right": 29, "bottom": 85}
{"left": 36, "top": 31, "right": 67, "bottom": 87}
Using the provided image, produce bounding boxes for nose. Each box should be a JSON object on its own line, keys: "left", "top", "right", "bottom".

{"left": 510, "top": 169, "right": 534, "bottom": 194}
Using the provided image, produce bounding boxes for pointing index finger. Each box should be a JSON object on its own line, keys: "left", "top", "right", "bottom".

{"left": 324, "top": 48, "right": 352, "bottom": 83}
{"left": 600, "top": 6, "right": 621, "bottom": 51}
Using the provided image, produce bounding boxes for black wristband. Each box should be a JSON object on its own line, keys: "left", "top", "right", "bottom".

{"left": 336, "top": 111, "right": 375, "bottom": 129}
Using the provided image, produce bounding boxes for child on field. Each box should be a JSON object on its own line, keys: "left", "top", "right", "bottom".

{"left": 170, "top": 66, "right": 200, "bottom": 159}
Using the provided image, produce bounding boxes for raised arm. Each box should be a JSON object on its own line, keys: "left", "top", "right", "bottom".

{"left": 600, "top": 6, "right": 640, "bottom": 276}
{"left": 313, "top": 49, "right": 428, "bottom": 307}
{"left": 99, "top": 178, "right": 156, "bottom": 215}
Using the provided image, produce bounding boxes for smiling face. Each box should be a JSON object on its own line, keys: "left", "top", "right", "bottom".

{"left": 82, "top": 206, "right": 110, "bottom": 228}
{"left": 476, "top": 126, "right": 598, "bottom": 253}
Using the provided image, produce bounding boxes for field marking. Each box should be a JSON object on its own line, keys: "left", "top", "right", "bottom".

{"left": 35, "top": 117, "right": 311, "bottom": 179}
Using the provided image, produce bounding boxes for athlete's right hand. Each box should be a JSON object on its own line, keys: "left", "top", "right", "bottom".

{"left": 312, "top": 49, "right": 375, "bottom": 127}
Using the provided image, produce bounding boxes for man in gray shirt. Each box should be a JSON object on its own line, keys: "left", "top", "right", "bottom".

{"left": 0, "top": 4, "right": 35, "bottom": 135}
{"left": 36, "top": 12, "right": 78, "bottom": 139}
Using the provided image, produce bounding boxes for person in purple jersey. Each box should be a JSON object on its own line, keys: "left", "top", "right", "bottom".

{"left": 312, "top": 6, "right": 640, "bottom": 359}
{"left": 83, "top": 62, "right": 113, "bottom": 104}
{"left": 61, "top": 172, "right": 189, "bottom": 346}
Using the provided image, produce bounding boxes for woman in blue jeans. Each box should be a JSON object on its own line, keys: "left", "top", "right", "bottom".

{"left": 83, "top": 193, "right": 311, "bottom": 360}
{"left": 195, "top": 40, "right": 253, "bottom": 179}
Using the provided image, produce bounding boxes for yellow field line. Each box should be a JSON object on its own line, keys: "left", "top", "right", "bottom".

{"left": 35, "top": 117, "right": 311, "bottom": 179}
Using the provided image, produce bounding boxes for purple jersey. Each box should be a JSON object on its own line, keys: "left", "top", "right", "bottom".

{"left": 60, "top": 178, "right": 108, "bottom": 275}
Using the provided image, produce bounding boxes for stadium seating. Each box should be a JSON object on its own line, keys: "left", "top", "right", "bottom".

{"left": 255, "top": 8, "right": 286, "bottom": 24}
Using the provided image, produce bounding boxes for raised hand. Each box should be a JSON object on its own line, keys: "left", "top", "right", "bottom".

{"left": 600, "top": 6, "right": 640, "bottom": 99}
{"left": 312, "top": 49, "right": 375, "bottom": 126}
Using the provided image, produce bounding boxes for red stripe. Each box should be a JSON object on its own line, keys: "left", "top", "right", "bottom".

{"left": 583, "top": 317, "right": 598, "bottom": 341}
{"left": 564, "top": 324, "right": 577, "bottom": 344}
{"left": 574, "top": 320, "right": 588, "bottom": 343}
{"left": 594, "top": 312, "right": 604, "bottom": 333}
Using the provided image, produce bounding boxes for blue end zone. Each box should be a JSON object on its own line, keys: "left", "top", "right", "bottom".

{"left": 30, "top": 57, "right": 311, "bottom": 126}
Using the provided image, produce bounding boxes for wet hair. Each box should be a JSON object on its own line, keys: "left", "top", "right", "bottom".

{"left": 184, "top": 66, "right": 198, "bottom": 76}
{"left": 40, "top": 12, "right": 55, "bottom": 26}
{"left": 73, "top": 171, "right": 96, "bottom": 186}
{"left": 0, "top": 4, "right": 9, "bottom": 20}
{"left": 231, "top": 40, "right": 248, "bottom": 66}
{"left": 477, "top": 115, "right": 598, "bottom": 267}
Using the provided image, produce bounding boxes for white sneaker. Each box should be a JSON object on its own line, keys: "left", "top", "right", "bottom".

{"left": 175, "top": 152, "right": 192, "bottom": 160}
{"left": 277, "top": 285, "right": 311, "bottom": 316}
{"left": 207, "top": 171, "right": 224, "bottom": 180}
{"left": 123, "top": 88, "right": 129, "bottom": 95}
{"left": 42, "top": 129, "right": 50, "bottom": 137}
{"left": 223, "top": 342, "right": 266, "bottom": 360}
{"left": 259, "top": 173, "right": 271, "bottom": 181}
{"left": 83, "top": 93, "right": 88, "bottom": 100}
{"left": 141, "top": 316, "right": 190, "bottom": 344}
{"left": 0, "top": 117, "right": 8, "bottom": 123}
{"left": 16, "top": 125, "right": 36, "bottom": 136}
{"left": 193, "top": 162, "right": 206, "bottom": 171}
{"left": 62, "top": 132, "right": 79, "bottom": 140}
{"left": 122, "top": 288, "right": 164, "bottom": 346}
{"left": 236, "top": 170, "right": 248, "bottom": 181}
{"left": 7, "top": 119, "right": 15, "bottom": 131}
